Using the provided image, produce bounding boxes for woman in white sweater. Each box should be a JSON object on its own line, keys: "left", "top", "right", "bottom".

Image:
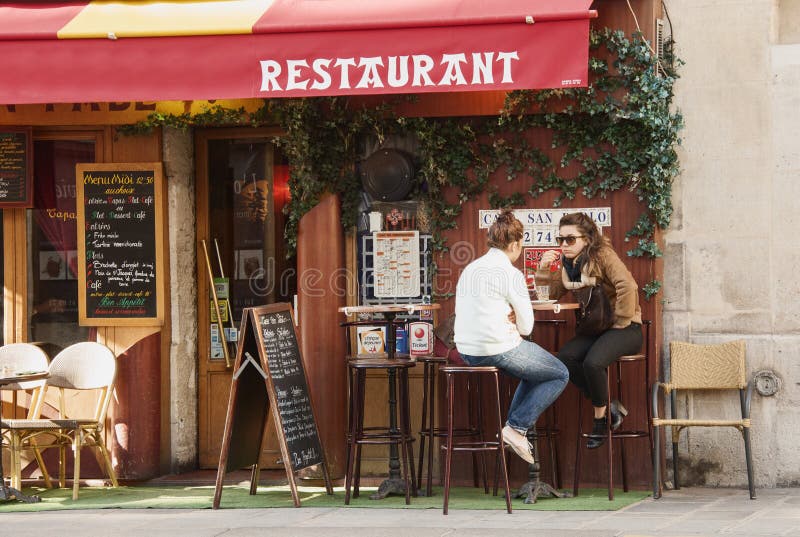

{"left": 454, "top": 209, "right": 568, "bottom": 464}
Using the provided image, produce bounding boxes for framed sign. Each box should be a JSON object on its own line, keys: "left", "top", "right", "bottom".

{"left": 213, "top": 303, "right": 332, "bottom": 508}
{"left": 0, "top": 127, "right": 33, "bottom": 207}
{"left": 76, "top": 162, "right": 165, "bottom": 326}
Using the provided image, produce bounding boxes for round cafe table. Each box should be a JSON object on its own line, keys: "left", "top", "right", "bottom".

{"left": 339, "top": 303, "right": 440, "bottom": 500}
{"left": 0, "top": 371, "right": 49, "bottom": 503}
{"left": 516, "top": 301, "right": 579, "bottom": 504}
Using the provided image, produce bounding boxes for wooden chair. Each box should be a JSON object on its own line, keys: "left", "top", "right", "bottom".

{"left": 652, "top": 339, "right": 755, "bottom": 499}
{"left": 0, "top": 343, "right": 50, "bottom": 489}
{"left": 3, "top": 342, "right": 119, "bottom": 500}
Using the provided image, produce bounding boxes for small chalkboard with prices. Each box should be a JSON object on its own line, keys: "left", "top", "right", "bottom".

{"left": 0, "top": 127, "right": 33, "bottom": 207}
{"left": 213, "top": 303, "right": 333, "bottom": 509}
{"left": 76, "top": 162, "right": 164, "bottom": 326}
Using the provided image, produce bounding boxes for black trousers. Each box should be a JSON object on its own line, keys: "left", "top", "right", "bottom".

{"left": 557, "top": 322, "right": 643, "bottom": 407}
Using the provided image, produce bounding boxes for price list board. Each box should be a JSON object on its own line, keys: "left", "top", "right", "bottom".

{"left": 254, "top": 307, "right": 324, "bottom": 472}
{"left": 214, "top": 303, "right": 331, "bottom": 509}
{"left": 76, "top": 162, "right": 164, "bottom": 326}
{"left": 0, "top": 128, "right": 33, "bottom": 207}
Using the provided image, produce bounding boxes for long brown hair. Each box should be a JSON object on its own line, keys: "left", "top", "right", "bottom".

{"left": 488, "top": 208, "right": 524, "bottom": 250}
{"left": 558, "top": 212, "right": 610, "bottom": 267}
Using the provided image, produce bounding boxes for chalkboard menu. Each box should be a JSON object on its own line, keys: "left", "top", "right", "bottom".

{"left": 213, "top": 303, "right": 332, "bottom": 509}
{"left": 255, "top": 308, "right": 324, "bottom": 471}
{"left": 76, "top": 163, "right": 164, "bottom": 326}
{"left": 0, "top": 128, "right": 33, "bottom": 207}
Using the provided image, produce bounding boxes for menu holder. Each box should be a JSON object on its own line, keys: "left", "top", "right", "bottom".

{"left": 76, "top": 162, "right": 165, "bottom": 326}
{"left": 0, "top": 127, "right": 33, "bottom": 207}
{"left": 213, "top": 303, "right": 333, "bottom": 509}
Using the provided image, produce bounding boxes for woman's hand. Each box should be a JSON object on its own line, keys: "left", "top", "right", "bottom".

{"left": 539, "top": 249, "right": 561, "bottom": 268}
{"left": 508, "top": 310, "right": 517, "bottom": 325}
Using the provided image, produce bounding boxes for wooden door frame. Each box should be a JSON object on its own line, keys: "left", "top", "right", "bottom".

{"left": 3, "top": 128, "right": 105, "bottom": 345}
{"left": 195, "top": 127, "right": 283, "bottom": 467}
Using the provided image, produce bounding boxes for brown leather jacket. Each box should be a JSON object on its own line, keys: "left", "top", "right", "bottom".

{"left": 535, "top": 245, "right": 642, "bottom": 329}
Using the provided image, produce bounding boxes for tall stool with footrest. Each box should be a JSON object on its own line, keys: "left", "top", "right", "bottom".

{"left": 440, "top": 364, "right": 511, "bottom": 515}
{"left": 573, "top": 320, "right": 653, "bottom": 500}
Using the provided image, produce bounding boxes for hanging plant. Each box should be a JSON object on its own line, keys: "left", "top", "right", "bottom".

{"left": 120, "top": 29, "right": 682, "bottom": 299}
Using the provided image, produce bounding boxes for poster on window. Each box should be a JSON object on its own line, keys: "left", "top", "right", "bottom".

{"left": 523, "top": 248, "right": 562, "bottom": 289}
{"left": 373, "top": 230, "right": 420, "bottom": 298}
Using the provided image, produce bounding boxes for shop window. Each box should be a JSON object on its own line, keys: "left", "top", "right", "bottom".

{"left": 28, "top": 140, "right": 93, "bottom": 348}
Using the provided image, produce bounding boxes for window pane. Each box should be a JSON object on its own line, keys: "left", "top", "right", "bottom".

{"left": 28, "top": 140, "right": 94, "bottom": 348}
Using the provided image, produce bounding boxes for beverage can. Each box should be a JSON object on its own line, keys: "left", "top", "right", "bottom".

{"left": 409, "top": 321, "right": 433, "bottom": 356}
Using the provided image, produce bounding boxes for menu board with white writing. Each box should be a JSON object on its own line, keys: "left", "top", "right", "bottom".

{"left": 0, "top": 128, "right": 33, "bottom": 207}
{"left": 255, "top": 306, "right": 324, "bottom": 471}
{"left": 213, "top": 303, "right": 332, "bottom": 509}
{"left": 76, "top": 163, "right": 164, "bottom": 326}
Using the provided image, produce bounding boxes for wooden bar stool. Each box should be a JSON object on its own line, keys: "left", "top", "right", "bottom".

{"left": 416, "top": 354, "right": 488, "bottom": 496}
{"left": 573, "top": 320, "right": 653, "bottom": 500}
{"left": 345, "top": 357, "right": 417, "bottom": 505}
{"left": 441, "top": 365, "right": 512, "bottom": 515}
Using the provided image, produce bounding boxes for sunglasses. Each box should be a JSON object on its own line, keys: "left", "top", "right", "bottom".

{"left": 555, "top": 235, "right": 585, "bottom": 246}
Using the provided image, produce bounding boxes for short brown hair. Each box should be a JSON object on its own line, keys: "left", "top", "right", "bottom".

{"left": 488, "top": 208, "right": 524, "bottom": 250}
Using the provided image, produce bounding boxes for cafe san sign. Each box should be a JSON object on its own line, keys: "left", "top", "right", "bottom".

{"left": 479, "top": 207, "right": 611, "bottom": 247}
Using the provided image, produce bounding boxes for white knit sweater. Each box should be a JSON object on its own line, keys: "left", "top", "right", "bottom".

{"left": 453, "top": 248, "right": 534, "bottom": 356}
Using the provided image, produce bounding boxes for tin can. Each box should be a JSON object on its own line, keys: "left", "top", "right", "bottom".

{"left": 409, "top": 321, "right": 433, "bottom": 356}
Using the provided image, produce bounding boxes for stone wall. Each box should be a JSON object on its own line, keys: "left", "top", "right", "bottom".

{"left": 664, "top": 1, "right": 800, "bottom": 487}
{"left": 163, "top": 127, "right": 198, "bottom": 473}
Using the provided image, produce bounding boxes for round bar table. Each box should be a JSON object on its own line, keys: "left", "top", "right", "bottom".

{"left": 0, "top": 371, "right": 49, "bottom": 503}
{"left": 514, "top": 301, "right": 579, "bottom": 504}
{"left": 339, "top": 303, "right": 440, "bottom": 499}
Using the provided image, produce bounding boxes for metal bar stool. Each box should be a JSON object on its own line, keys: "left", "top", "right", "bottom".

{"left": 416, "top": 353, "right": 488, "bottom": 496}
{"left": 345, "top": 356, "right": 417, "bottom": 505}
{"left": 573, "top": 320, "right": 653, "bottom": 500}
{"left": 441, "top": 365, "right": 512, "bottom": 515}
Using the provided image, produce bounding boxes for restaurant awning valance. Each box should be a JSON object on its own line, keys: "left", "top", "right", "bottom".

{"left": 0, "top": 0, "right": 596, "bottom": 104}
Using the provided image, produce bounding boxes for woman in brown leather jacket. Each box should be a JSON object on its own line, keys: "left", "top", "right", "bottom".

{"left": 536, "top": 212, "right": 642, "bottom": 448}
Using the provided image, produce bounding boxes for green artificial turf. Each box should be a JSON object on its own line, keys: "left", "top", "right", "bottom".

{"left": 0, "top": 484, "right": 649, "bottom": 512}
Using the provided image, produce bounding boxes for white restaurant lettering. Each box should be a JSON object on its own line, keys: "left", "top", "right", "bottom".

{"left": 259, "top": 51, "right": 520, "bottom": 92}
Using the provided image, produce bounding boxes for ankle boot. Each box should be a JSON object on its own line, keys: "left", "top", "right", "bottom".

{"left": 587, "top": 417, "right": 607, "bottom": 449}
{"left": 610, "top": 400, "right": 628, "bottom": 431}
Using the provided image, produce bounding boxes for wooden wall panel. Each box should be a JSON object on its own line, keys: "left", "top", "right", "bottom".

{"left": 435, "top": 126, "right": 661, "bottom": 488}
{"left": 297, "top": 193, "right": 347, "bottom": 478}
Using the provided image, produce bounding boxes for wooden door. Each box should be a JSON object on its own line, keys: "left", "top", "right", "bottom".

{"left": 196, "top": 128, "right": 293, "bottom": 469}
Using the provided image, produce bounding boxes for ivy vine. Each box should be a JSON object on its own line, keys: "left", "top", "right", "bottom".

{"left": 120, "top": 29, "right": 682, "bottom": 299}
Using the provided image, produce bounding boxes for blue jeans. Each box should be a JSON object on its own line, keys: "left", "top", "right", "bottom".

{"left": 461, "top": 340, "right": 569, "bottom": 433}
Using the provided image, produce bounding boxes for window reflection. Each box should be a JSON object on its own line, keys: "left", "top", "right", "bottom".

{"left": 28, "top": 140, "right": 93, "bottom": 347}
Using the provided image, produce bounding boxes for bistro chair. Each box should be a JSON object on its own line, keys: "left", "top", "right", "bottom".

{"left": 0, "top": 343, "right": 51, "bottom": 489}
{"left": 573, "top": 320, "right": 653, "bottom": 501}
{"left": 3, "top": 342, "right": 119, "bottom": 500}
{"left": 652, "top": 339, "right": 755, "bottom": 499}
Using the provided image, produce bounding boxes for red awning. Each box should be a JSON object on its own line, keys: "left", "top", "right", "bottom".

{"left": 0, "top": 1, "right": 596, "bottom": 104}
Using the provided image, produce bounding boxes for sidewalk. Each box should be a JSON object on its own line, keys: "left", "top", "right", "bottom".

{"left": 1, "top": 487, "right": 798, "bottom": 537}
